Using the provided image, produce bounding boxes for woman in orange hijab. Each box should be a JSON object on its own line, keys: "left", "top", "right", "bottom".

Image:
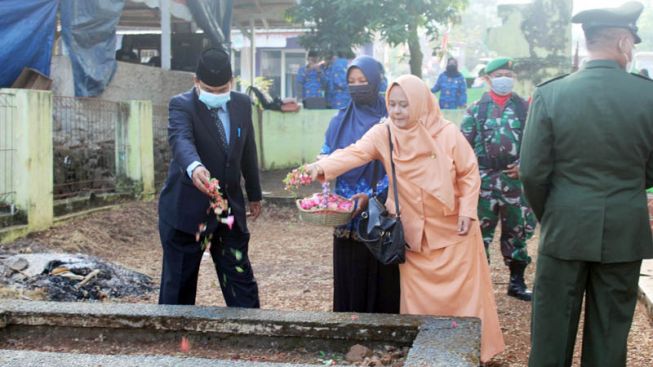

{"left": 307, "top": 75, "right": 504, "bottom": 363}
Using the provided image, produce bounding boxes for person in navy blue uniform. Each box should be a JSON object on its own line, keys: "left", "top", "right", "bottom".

{"left": 325, "top": 51, "right": 352, "bottom": 109}
{"left": 431, "top": 57, "right": 467, "bottom": 110}
{"left": 158, "top": 48, "right": 262, "bottom": 307}
{"left": 296, "top": 50, "right": 325, "bottom": 100}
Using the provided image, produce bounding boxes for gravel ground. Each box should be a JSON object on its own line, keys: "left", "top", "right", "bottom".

{"left": 2, "top": 200, "right": 652, "bottom": 366}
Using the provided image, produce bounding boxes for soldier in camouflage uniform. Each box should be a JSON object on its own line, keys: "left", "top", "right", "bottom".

{"left": 460, "top": 57, "right": 536, "bottom": 301}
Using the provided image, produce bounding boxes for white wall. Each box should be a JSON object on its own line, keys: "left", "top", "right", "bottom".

{"left": 51, "top": 56, "right": 194, "bottom": 107}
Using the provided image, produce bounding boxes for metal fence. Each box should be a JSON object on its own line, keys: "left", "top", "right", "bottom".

{"left": 152, "top": 104, "right": 170, "bottom": 189}
{"left": 52, "top": 96, "right": 130, "bottom": 200}
{"left": 0, "top": 92, "right": 24, "bottom": 227}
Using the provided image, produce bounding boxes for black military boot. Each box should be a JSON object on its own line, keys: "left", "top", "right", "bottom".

{"left": 507, "top": 261, "right": 532, "bottom": 301}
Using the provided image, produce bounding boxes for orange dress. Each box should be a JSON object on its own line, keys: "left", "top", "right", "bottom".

{"left": 319, "top": 120, "right": 505, "bottom": 362}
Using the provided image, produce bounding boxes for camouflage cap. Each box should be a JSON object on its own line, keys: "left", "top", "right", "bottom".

{"left": 572, "top": 1, "right": 644, "bottom": 44}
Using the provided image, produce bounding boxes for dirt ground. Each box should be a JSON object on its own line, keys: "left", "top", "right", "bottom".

{"left": 0, "top": 330, "right": 407, "bottom": 366}
{"left": 2, "top": 200, "right": 653, "bottom": 366}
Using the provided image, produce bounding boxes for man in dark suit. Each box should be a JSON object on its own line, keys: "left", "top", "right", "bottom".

{"left": 158, "top": 48, "right": 262, "bottom": 307}
{"left": 520, "top": 2, "right": 653, "bottom": 366}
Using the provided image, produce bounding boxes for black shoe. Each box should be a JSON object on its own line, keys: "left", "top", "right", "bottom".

{"left": 507, "top": 261, "right": 532, "bottom": 302}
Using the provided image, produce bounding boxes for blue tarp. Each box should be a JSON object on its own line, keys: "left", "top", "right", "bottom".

{"left": 60, "top": 0, "right": 125, "bottom": 97}
{"left": 187, "top": 0, "right": 233, "bottom": 50}
{"left": 0, "top": 0, "right": 59, "bottom": 87}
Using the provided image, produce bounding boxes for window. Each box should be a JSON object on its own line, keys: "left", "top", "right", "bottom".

{"left": 232, "top": 50, "right": 242, "bottom": 90}
{"left": 255, "top": 49, "right": 309, "bottom": 98}
{"left": 233, "top": 50, "right": 241, "bottom": 78}
{"left": 260, "top": 50, "right": 282, "bottom": 97}
{"left": 139, "top": 49, "right": 159, "bottom": 65}
{"left": 284, "top": 51, "right": 306, "bottom": 99}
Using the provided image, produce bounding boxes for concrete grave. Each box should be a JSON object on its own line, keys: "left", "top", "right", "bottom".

{"left": 0, "top": 300, "right": 481, "bottom": 366}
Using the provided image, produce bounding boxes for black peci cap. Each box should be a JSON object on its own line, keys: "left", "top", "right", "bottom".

{"left": 196, "top": 48, "right": 233, "bottom": 87}
{"left": 572, "top": 1, "right": 644, "bottom": 44}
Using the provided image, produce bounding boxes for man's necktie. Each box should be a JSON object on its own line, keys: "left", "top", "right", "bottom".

{"left": 210, "top": 109, "right": 228, "bottom": 151}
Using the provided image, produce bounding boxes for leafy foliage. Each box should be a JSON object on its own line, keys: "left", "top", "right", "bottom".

{"left": 371, "top": 0, "right": 466, "bottom": 47}
{"left": 286, "top": 0, "right": 377, "bottom": 56}
{"left": 448, "top": 0, "right": 500, "bottom": 69}
{"left": 287, "top": 0, "right": 468, "bottom": 76}
{"left": 520, "top": 0, "right": 572, "bottom": 58}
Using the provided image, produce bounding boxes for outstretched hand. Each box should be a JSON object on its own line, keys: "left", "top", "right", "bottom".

{"left": 191, "top": 166, "right": 212, "bottom": 196}
{"left": 305, "top": 163, "right": 325, "bottom": 182}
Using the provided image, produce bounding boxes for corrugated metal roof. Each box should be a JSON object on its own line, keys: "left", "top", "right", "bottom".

{"left": 119, "top": 0, "right": 300, "bottom": 30}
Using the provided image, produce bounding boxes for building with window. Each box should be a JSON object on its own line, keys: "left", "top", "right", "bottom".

{"left": 115, "top": 0, "right": 306, "bottom": 98}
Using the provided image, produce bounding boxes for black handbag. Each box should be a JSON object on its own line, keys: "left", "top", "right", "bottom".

{"left": 356, "top": 124, "right": 408, "bottom": 265}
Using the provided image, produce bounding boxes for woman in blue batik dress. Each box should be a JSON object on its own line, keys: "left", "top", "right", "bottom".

{"left": 431, "top": 57, "right": 467, "bottom": 110}
{"left": 325, "top": 52, "right": 352, "bottom": 109}
{"left": 319, "top": 55, "right": 400, "bottom": 313}
{"left": 296, "top": 50, "right": 325, "bottom": 101}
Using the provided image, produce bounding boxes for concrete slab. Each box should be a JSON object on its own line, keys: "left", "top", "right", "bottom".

{"left": 0, "top": 300, "right": 481, "bottom": 366}
{"left": 0, "top": 350, "right": 319, "bottom": 367}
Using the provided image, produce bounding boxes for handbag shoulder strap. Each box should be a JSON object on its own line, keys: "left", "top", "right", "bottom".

{"left": 386, "top": 125, "right": 401, "bottom": 217}
{"left": 371, "top": 161, "right": 379, "bottom": 196}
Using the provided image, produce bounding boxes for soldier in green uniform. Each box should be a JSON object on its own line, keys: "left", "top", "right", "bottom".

{"left": 461, "top": 57, "right": 537, "bottom": 301}
{"left": 520, "top": 2, "right": 653, "bottom": 366}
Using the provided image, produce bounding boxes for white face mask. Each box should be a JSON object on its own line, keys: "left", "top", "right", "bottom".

{"left": 490, "top": 76, "right": 514, "bottom": 95}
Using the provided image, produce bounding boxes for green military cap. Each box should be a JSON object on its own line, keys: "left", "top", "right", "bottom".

{"left": 484, "top": 57, "right": 514, "bottom": 75}
{"left": 571, "top": 1, "right": 644, "bottom": 44}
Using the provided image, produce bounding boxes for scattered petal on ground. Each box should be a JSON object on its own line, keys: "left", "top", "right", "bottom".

{"left": 2, "top": 200, "right": 651, "bottom": 366}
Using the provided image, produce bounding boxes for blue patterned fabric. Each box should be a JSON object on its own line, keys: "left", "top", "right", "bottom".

{"left": 325, "top": 57, "right": 351, "bottom": 109}
{"left": 431, "top": 72, "right": 467, "bottom": 109}
{"left": 320, "top": 56, "right": 389, "bottom": 236}
{"left": 296, "top": 65, "right": 325, "bottom": 98}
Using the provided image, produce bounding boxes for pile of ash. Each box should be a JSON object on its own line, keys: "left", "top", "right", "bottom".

{"left": 0, "top": 253, "right": 153, "bottom": 301}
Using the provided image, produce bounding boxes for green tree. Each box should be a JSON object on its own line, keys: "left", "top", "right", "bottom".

{"left": 372, "top": 0, "right": 467, "bottom": 77}
{"left": 286, "top": 0, "right": 377, "bottom": 57}
{"left": 287, "top": 0, "right": 468, "bottom": 77}
{"left": 448, "top": 0, "right": 499, "bottom": 70}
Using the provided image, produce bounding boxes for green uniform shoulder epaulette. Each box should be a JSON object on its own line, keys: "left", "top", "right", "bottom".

{"left": 536, "top": 74, "right": 569, "bottom": 87}
{"left": 630, "top": 72, "right": 653, "bottom": 82}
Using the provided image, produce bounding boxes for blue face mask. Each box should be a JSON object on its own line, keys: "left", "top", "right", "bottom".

{"left": 490, "top": 76, "right": 514, "bottom": 96}
{"left": 198, "top": 87, "right": 231, "bottom": 109}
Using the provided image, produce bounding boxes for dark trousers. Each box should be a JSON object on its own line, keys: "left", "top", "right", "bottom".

{"left": 529, "top": 253, "right": 641, "bottom": 367}
{"left": 333, "top": 236, "right": 400, "bottom": 314}
{"left": 158, "top": 220, "right": 260, "bottom": 308}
